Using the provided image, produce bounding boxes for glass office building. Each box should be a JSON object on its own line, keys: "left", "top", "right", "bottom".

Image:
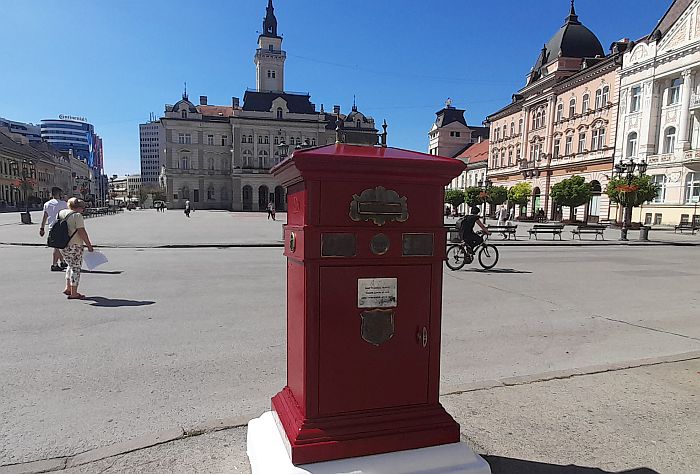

{"left": 41, "top": 118, "right": 96, "bottom": 167}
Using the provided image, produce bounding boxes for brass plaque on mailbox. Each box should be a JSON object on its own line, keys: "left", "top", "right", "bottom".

{"left": 349, "top": 186, "right": 408, "bottom": 226}
{"left": 402, "top": 233, "right": 434, "bottom": 256}
{"left": 321, "top": 233, "right": 356, "bottom": 257}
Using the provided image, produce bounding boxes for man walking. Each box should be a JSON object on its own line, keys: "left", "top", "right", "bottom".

{"left": 39, "top": 187, "right": 68, "bottom": 271}
{"left": 184, "top": 200, "right": 191, "bottom": 218}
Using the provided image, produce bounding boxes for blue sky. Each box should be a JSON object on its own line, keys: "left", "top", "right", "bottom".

{"left": 1, "top": 0, "right": 669, "bottom": 176}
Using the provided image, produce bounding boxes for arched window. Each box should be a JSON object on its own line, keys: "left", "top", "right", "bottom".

{"left": 595, "top": 90, "right": 602, "bottom": 109}
{"left": 264, "top": 135, "right": 269, "bottom": 144}
{"left": 276, "top": 107, "right": 283, "bottom": 119}
{"left": 515, "top": 145, "right": 521, "bottom": 162}
{"left": 602, "top": 86, "right": 609, "bottom": 106}
{"left": 686, "top": 172, "right": 700, "bottom": 203}
{"left": 508, "top": 148, "right": 513, "bottom": 166}
{"left": 582, "top": 94, "right": 590, "bottom": 113}
{"left": 556, "top": 103, "right": 563, "bottom": 122}
{"left": 510, "top": 121, "right": 515, "bottom": 135}
{"left": 518, "top": 119, "right": 523, "bottom": 134}
{"left": 626, "top": 132, "right": 638, "bottom": 158}
{"left": 248, "top": 135, "right": 253, "bottom": 143}
{"left": 181, "top": 110, "right": 187, "bottom": 119}
{"left": 663, "top": 127, "right": 676, "bottom": 153}
{"left": 651, "top": 175, "right": 667, "bottom": 203}
{"left": 500, "top": 150, "right": 506, "bottom": 167}
{"left": 241, "top": 134, "right": 247, "bottom": 143}
{"left": 258, "top": 135, "right": 263, "bottom": 144}
{"left": 569, "top": 98, "right": 576, "bottom": 118}
{"left": 357, "top": 120, "right": 361, "bottom": 128}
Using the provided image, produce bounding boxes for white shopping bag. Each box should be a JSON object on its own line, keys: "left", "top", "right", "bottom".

{"left": 83, "top": 250, "right": 108, "bottom": 270}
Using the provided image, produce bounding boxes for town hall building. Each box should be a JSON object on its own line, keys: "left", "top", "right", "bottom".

{"left": 159, "top": 0, "right": 379, "bottom": 211}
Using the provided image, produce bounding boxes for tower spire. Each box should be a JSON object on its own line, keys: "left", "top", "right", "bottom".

{"left": 183, "top": 81, "right": 188, "bottom": 100}
{"left": 565, "top": 0, "right": 580, "bottom": 25}
{"left": 262, "top": 0, "right": 278, "bottom": 37}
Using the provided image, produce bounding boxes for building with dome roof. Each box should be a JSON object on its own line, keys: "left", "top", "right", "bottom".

{"left": 157, "top": 0, "right": 380, "bottom": 211}
{"left": 485, "top": 1, "right": 631, "bottom": 222}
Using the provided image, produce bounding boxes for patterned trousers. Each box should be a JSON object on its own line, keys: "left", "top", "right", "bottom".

{"left": 60, "top": 244, "right": 84, "bottom": 286}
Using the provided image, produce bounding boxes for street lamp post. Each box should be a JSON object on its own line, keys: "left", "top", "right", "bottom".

{"left": 477, "top": 178, "right": 492, "bottom": 223}
{"left": 614, "top": 158, "right": 648, "bottom": 241}
{"left": 9, "top": 157, "right": 37, "bottom": 224}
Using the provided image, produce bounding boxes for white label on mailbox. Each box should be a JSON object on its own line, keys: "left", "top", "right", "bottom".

{"left": 358, "top": 278, "right": 397, "bottom": 308}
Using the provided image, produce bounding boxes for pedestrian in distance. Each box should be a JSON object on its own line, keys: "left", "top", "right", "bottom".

{"left": 40, "top": 187, "right": 68, "bottom": 272}
{"left": 267, "top": 201, "right": 276, "bottom": 220}
{"left": 184, "top": 200, "right": 191, "bottom": 218}
{"left": 58, "top": 198, "right": 94, "bottom": 300}
{"left": 497, "top": 206, "right": 507, "bottom": 226}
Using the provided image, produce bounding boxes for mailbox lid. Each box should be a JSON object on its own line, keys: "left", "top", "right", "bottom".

{"left": 272, "top": 144, "right": 465, "bottom": 187}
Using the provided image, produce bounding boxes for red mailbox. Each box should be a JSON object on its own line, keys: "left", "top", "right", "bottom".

{"left": 271, "top": 143, "right": 465, "bottom": 465}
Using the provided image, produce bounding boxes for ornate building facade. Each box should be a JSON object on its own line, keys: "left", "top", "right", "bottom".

{"left": 160, "top": 0, "right": 378, "bottom": 211}
{"left": 614, "top": 0, "right": 700, "bottom": 226}
{"left": 485, "top": 3, "right": 630, "bottom": 221}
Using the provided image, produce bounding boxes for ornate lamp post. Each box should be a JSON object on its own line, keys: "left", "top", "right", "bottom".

{"left": 277, "top": 140, "right": 290, "bottom": 160}
{"left": 9, "top": 157, "right": 37, "bottom": 224}
{"left": 614, "top": 158, "right": 648, "bottom": 241}
{"left": 478, "top": 178, "right": 492, "bottom": 221}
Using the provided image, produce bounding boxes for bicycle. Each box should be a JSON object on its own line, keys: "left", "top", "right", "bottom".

{"left": 445, "top": 232, "right": 499, "bottom": 271}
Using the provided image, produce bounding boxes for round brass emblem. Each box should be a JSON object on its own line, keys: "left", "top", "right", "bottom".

{"left": 370, "top": 233, "right": 390, "bottom": 255}
{"left": 289, "top": 231, "right": 296, "bottom": 252}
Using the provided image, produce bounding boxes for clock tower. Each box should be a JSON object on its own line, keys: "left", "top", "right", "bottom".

{"left": 255, "top": 0, "right": 285, "bottom": 92}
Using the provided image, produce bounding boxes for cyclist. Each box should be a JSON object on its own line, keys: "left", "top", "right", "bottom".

{"left": 458, "top": 206, "right": 492, "bottom": 249}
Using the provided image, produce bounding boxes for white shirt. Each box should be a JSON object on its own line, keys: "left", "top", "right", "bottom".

{"left": 43, "top": 198, "right": 68, "bottom": 228}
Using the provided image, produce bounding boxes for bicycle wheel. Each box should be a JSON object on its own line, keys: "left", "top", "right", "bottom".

{"left": 478, "top": 244, "right": 499, "bottom": 270}
{"left": 445, "top": 244, "right": 468, "bottom": 271}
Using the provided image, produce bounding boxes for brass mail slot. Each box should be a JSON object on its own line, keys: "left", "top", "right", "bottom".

{"left": 321, "top": 233, "right": 356, "bottom": 257}
{"left": 358, "top": 201, "right": 404, "bottom": 216}
{"left": 402, "top": 233, "right": 434, "bottom": 256}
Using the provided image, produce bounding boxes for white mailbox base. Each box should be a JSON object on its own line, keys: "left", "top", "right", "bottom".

{"left": 247, "top": 411, "right": 492, "bottom": 474}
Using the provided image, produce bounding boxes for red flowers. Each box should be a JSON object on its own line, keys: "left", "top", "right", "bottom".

{"left": 615, "top": 184, "right": 639, "bottom": 193}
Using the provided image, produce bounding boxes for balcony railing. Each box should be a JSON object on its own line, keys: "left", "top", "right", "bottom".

{"left": 691, "top": 93, "right": 700, "bottom": 109}
{"left": 646, "top": 153, "right": 675, "bottom": 165}
{"left": 683, "top": 149, "right": 700, "bottom": 164}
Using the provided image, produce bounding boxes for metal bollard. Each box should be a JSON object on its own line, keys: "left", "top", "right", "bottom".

{"left": 639, "top": 225, "right": 650, "bottom": 241}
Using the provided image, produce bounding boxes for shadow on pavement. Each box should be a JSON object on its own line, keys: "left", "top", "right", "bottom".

{"left": 461, "top": 268, "right": 532, "bottom": 274}
{"left": 85, "top": 297, "right": 155, "bottom": 308}
{"left": 81, "top": 270, "right": 123, "bottom": 275}
{"left": 485, "top": 456, "right": 659, "bottom": 474}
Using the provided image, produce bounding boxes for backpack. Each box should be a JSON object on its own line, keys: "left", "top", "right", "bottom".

{"left": 47, "top": 212, "right": 78, "bottom": 249}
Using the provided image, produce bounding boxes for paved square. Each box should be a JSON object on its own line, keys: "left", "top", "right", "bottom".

{"left": 0, "top": 210, "right": 698, "bottom": 471}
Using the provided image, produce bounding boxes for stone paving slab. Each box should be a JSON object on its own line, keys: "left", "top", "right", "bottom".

{"left": 4, "top": 358, "right": 696, "bottom": 474}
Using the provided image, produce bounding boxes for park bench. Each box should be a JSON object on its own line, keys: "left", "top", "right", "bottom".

{"left": 674, "top": 221, "right": 698, "bottom": 235}
{"left": 445, "top": 225, "right": 461, "bottom": 243}
{"left": 487, "top": 224, "right": 518, "bottom": 240}
{"left": 571, "top": 224, "right": 606, "bottom": 240}
{"left": 528, "top": 223, "right": 564, "bottom": 240}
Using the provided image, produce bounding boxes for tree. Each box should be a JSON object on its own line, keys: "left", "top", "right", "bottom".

{"left": 606, "top": 175, "right": 659, "bottom": 208}
{"left": 444, "top": 189, "right": 465, "bottom": 210}
{"left": 140, "top": 185, "right": 167, "bottom": 204}
{"left": 464, "top": 187, "right": 483, "bottom": 207}
{"left": 507, "top": 182, "right": 532, "bottom": 206}
{"left": 488, "top": 186, "right": 508, "bottom": 206}
{"left": 550, "top": 176, "right": 592, "bottom": 222}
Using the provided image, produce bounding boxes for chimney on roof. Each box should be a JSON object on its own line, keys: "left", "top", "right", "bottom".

{"left": 232, "top": 97, "right": 240, "bottom": 108}
{"left": 199, "top": 96, "right": 208, "bottom": 106}
{"left": 333, "top": 105, "right": 341, "bottom": 115}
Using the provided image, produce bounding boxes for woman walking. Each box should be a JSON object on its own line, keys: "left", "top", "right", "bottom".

{"left": 58, "top": 198, "right": 94, "bottom": 300}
